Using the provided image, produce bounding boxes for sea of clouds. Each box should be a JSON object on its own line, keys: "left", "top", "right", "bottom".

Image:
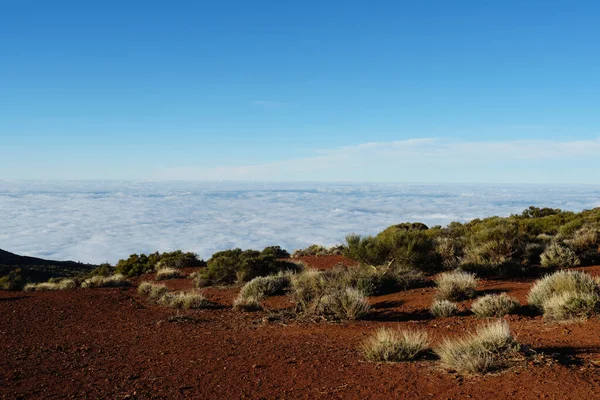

{"left": 1, "top": 181, "right": 599, "bottom": 264}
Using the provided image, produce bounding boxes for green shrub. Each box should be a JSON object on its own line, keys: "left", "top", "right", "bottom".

{"left": 238, "top": 273, "right": 291, "bottom": 300}
{"left": 362, "top": 328, "right": 429, "bottom": 362}
{"left": 0, "top": 269, "right": 26, "bottom": 290}
{"left": 88, "top": 263, "right": 114, "bottom": 277}
{"left": 344, "top": 229, "right": 441, "bottom": 273}
{"left": 565, "top": 226, "right": 599, "bottom": 252}
{"left": 430, "top": 299, "right": 459, "bottom": 318}
{"left": 435, "top": 271, "right": 478, "bottom": 301}
{"left": 435, "top": 237, "right": 461, "bottom": 269}
{"left": 540, "top": 243, "right": 580, "bottom": 268}
{"left": 197, "top": 247, "right": 299, "bottom": 285}
{"left": 470, "top": 293, "right": 520, "bottom": 317}
{"left": 528, "top": 270, "right": 598, "bottom": 309}
{"left": 116, "top": 251, "right": 204, "bottom": 277}
{"left": 435, "top": 320, "right": 518, "bottom": 374}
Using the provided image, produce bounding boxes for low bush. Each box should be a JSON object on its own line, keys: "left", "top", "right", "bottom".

{"left": 528, "top": 270, "right": 598, "bottom": 309}
{"left": 238, "top": 273, "right": 291, "bottom": 300}
{"left": 362, "top": 328, "right": 429, "bottom": 362}
{"left": 116, "top": 251, "right": 204, "bottom": 277}
{"left": 291, "top": 244, "right": 345, "bottom": 258}
{"left": 155, "top": 267, "right": 182, "bottom": 280}
{"left": 81, "top": 274, "right": 129, "bottom": 288}
{"left": 470, "top": 293, "right": 520, "bottom": 317}
{"left": 344, "top": 228, "right": 441, "bottom": 273}
{"left": 435, "top": 320, "right": 519, "bottom": 374}
{"left": 196, "top": 247, "right": 299, "bottom": 286}
{"left": 565, "top": 226, "right": 599, "bottom": 252}
{"left": 540, "top": 243, "right": 580, "bottom": 268}
{"left": 0, "top": 269, "right": 26, "bottom": 290}
{"left": 87, "top": 263, "right": 114, "bottom": 277}
{"left": 290, "top": 269, "right": 324, "bottom": 311}
{"left": 430, "top": 299, "right": 459, "bottom": 318}
{"left": 434, "top": 271, "right": 478, "bottom": 301}
{"left": 542, "top": 291, "right": 600, "bottom": 321}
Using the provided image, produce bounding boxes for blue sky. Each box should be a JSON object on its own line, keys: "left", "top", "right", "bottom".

{"left": 1, "top": 0, "right": 599, "bottom": 182}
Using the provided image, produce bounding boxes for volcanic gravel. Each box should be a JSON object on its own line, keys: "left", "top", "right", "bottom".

{"left": 2, "top": 259, "right": 600, "bottom": 399}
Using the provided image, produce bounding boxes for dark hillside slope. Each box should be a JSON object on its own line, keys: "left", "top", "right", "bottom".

{"left": 0, "top": 248, "right": 97, "bottom": 281}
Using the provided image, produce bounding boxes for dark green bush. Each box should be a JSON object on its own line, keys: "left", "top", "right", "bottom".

{"left": 344, "top": 229, "right": 441, "bottom": 273}
{"left": 0, "top": 268, "right": 26, "bottom": 290}
{"left": 115, "top": 251, "right": 205, "bottom": 277}
{"left": 197, "top": 247, "right": 298, "bottom": 285}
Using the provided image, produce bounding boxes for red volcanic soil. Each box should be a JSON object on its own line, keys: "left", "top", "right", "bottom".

{"left": 2, "top": 260, "right": 600, "bottom": 399}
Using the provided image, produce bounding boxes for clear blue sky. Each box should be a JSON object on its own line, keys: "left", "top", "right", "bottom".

{"left": 1, "top": 0, "right": 599, "bottom": 182}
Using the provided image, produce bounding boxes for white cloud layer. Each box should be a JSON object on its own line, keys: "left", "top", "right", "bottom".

{"left": 155, "top": 138, "right": 600, "bottom": 183}
{"left": 1, "top": 181, "right": 599, "bottom": 264}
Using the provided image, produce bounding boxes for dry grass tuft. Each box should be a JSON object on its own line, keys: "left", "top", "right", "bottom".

{"left": 528, "top": 270, "right": 598, "bottom": 309}
{"left": 362, "top": 328, "right": 429, "bottom": 362}
{"left": 155, "top": 267, "right": 182, "bottom": 281}
{"left": 24, "top": 279, "right": 77, "bottom": 292}
{"left": 430, "top": 299, "right": 459, "bottom": 318}
{"left": 317, "top": 287, "right": 371, "bottom": 320}
{"left": 434, "top": 270, "right": 478, "bottom": 301}
{"left": 159, "top": 291, "right": 211, "bottom": 309}
{"left": 81, "top": 274, "right": 129, "bottom": 288}
{"left": 232, "top": 295, "right": 263, "bottom": 311}
{"left": 471, "top": 293, "right": 520, "bottom": 317}
{"left": 542, "top": 291, "right": 599, "bottom": 321}
{"left": 138, "top": 281, "right": 169, "bottom": 300}
{"left": 435, "top": 320, "right": 518, "bottom": 375}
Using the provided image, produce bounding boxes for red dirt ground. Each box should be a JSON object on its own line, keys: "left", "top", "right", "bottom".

{"left": 2, "top": 259, "right": 600, "bottom": 399}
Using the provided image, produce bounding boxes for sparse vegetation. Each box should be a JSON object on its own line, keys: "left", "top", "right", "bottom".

{"left": 430, "top": 299, "right": 459, "bottom": 318}
{"left": 362, "top": 328, "right": 429, "bottom": 362}
{"left": 434, "top": 270, "right": 478, "bottom": 301}
{"left": 138, "top": 281, "right": 211, "bottom": 309}
{"left": 435, "top": 320, "right": 519, "bottom": 374}
{"left": 24, "top": 279, "right": 77, "bottom": 291}
{"left": 292, "top": 244, "right": 345, "bottom": 258}
{"left": 341, "top": 206, "right": 600, "bottom": 276}
{"left": 81, "top": 274, "right": 129, "bottom": 288}
{"left": 471, "top": 293, "right": 520, "bottom": 317}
